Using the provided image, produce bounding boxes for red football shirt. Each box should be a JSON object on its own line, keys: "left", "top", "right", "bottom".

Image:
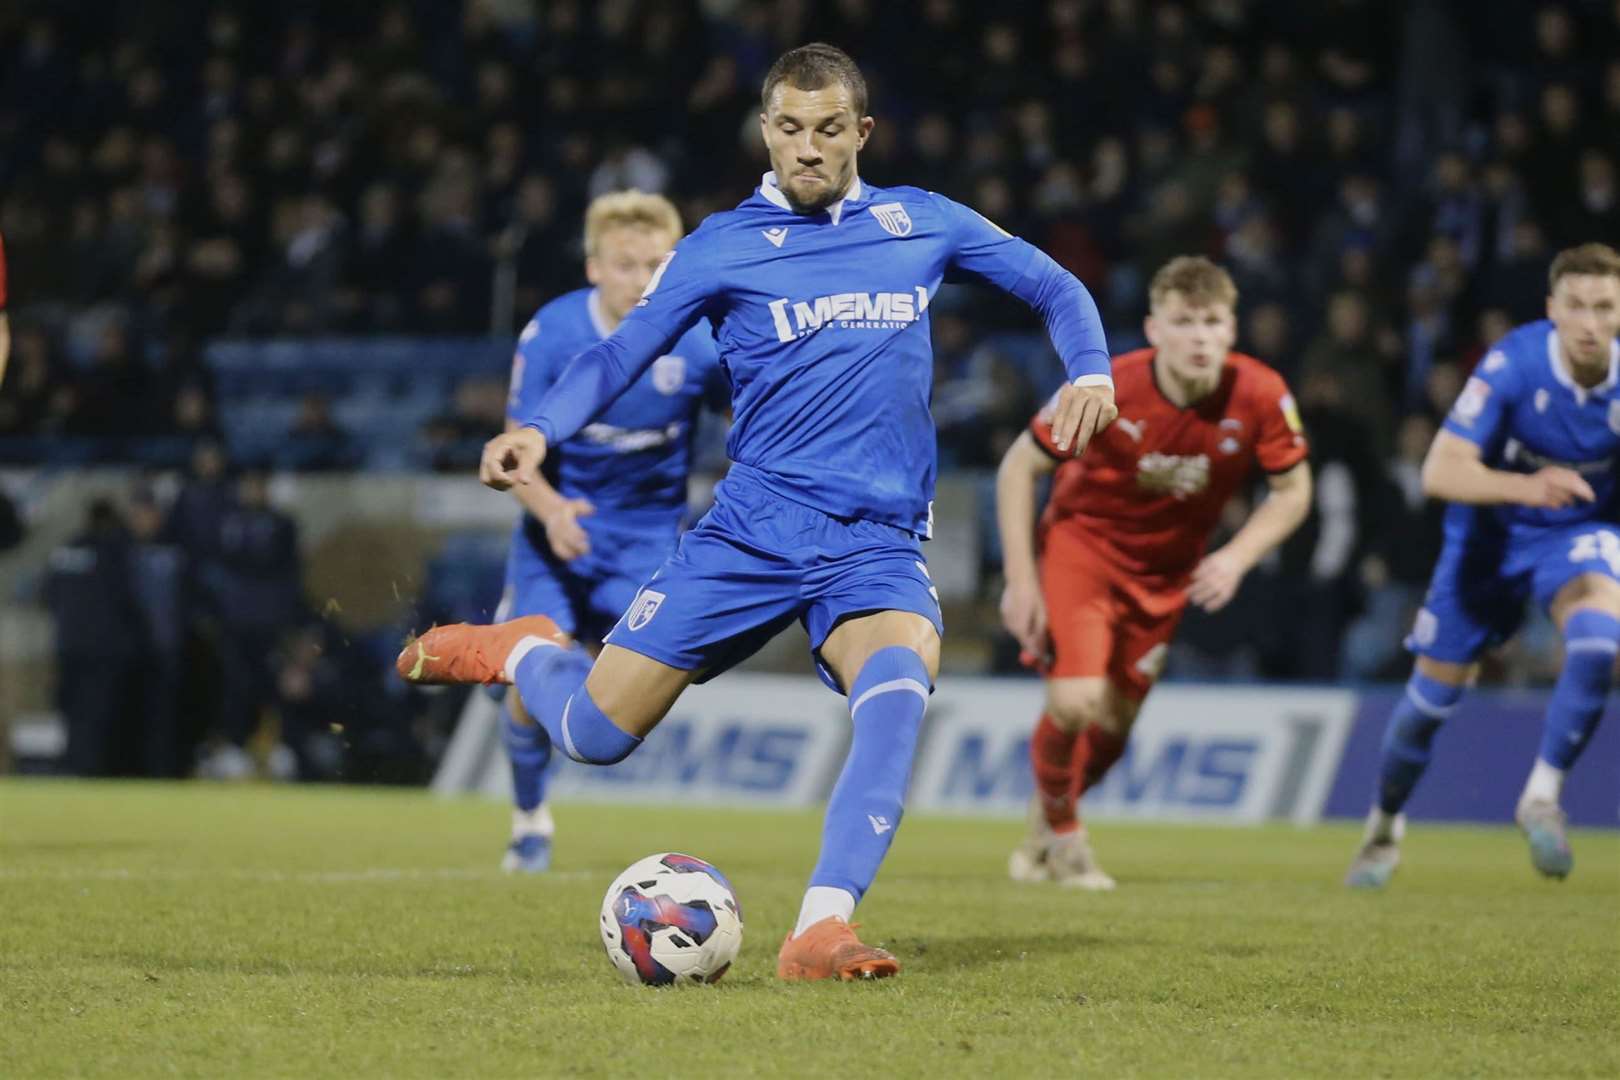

{"left": 1031, "top": 348, "right": 1308, "bottom": 585}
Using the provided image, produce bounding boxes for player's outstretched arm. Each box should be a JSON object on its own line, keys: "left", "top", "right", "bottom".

{"left": 996, "top": 431, "right": 1059, "bottom": 659}
{"left": 1047, "top": 379, "right": 1117, "bottom": 456}
{"left": 480, "top": 426, "right": 548, "bottom": 491}
{"left": 937, "top": 195, "right": 1117, "bottom": 453}
{"left": 1422, "top": 429, "right": 1594, "bottom": 509}
{"left": 519, "top": 236, "right": 715, "bottom": 453}
{"left": 498, "top": 418, "right": 593, "bottom": 559}
{"left": 1190, "top": 462, "right": 1312, "bottom": 612}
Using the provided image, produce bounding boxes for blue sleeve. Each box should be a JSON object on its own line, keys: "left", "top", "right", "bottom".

{"left": 525, "top": 238, "right": 717, "bottom": 443}
{"left": 505, "top": 314, "right": 558, "bottom": 424}
{"left": 934, "top": 194, "right": 1111, "bottom": 384}
{"left": 1442, "top": 348, "right": 1520, "bottom": 448}
{"left": 695, "top": 327, "right": 732, "bottom": 414}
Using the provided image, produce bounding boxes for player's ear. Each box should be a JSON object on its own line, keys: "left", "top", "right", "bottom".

{"left": 1143, "top": 312, "right": 1159, "bottom": 348}
{"left": 584, "top": 256, "right": 602, "bottom": 287}
{"left": 856, "top": 115, "right": 875, "bottom": 149}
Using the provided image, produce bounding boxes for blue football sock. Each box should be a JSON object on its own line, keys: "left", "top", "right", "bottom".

{"left": 514, "top": 644, "right": 641, "bottom": 765}
{"left": 501, "top": 703, "right": 552, "bottom": 813}
{"left": 807, "top": 646, "right": 931, "bottom": 904}
{"left": 1538, "top": 609, "right": 1619, "bottom": 771}
{"left": 1376, "top": 672, "right": 1464, "bottom": 815}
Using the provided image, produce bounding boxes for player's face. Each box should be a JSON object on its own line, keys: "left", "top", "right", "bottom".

{"left": 1548, "top": 273, "right": 1620, "bottom": 372}
{"left": 1144, "top": 292, "right": 1237, "bottom": 384}
{"left": 759, "top": 83, "right": 873, "bottom": 214}
{"left": 586, "top": 225, "right": 678, "bottom": 324}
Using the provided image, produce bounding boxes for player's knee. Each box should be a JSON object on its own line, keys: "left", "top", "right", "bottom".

{"left": 1556, "top": 576, "right": 1620, "bottom": 624}
{"left": 1046, "top": 681, "right": 1109, "bottom": 733}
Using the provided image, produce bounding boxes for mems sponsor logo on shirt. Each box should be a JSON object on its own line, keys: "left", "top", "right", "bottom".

{"left": 766, "top": 287, "right": 931, "bottom": 342}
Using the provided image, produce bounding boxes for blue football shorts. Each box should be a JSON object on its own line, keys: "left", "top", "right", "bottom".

{"left": 497, "top": 513, "right": 680, "bottom": 644}
{"left": 1406, "top": 521, "right": 1620, "bottom": 663}
{"left": 600, "top": 465, "right": 944, "bottom": 692}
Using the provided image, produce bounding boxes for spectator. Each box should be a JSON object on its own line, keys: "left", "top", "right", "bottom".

{"left": 207, "top": 470, "right": 304, "bottom": 777}
{"left": 1301, "top": 290, "right": 1396, "bottom": 452}
{"left": 45, "top": 500, "right": 143, "bottom": 776}
{"left": 276, "top": 393, "right": 358, "bottom": 472}
{"left": 127, "top": 487, "right": 188, "bottom": 777}
{"left": 1341, "top": 414, "right": 1445, "bottom": 679}
{"left": 0, "top": 324, "right": 76, "bottom": 439}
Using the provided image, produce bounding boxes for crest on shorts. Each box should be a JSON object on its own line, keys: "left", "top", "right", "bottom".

{"left": 870, "top": 203, "right": 913, "bottom": 237}
{"left": 1608, "top": 401, "right": 1620, "bottom": 435}
{"left": 626, "top": 588, "right": 666, "bottom": 631}
{"left": 651, "top": 354, "right": 686, "bottom": 395}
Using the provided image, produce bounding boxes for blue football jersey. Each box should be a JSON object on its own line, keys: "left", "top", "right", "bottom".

{"left": 1440, "top": 319, "right": 1620, "bottom": 544}
{"left": 524, "top": 174, "right": 1111, "bottom": 536}
{"left": 507, "top": 287, "right": 725, "bottom": 521}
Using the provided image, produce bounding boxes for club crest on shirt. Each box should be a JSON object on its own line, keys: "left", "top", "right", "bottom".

{"left": 1279, "top": 393, "right": 1304, "bottom": 434}
{"left": 870, "top": 203, "right": 913, "bottom": 237}
{"left": 651, "top": 354, "right": 686, "bottom": 395}
{"left": 1452, "top": 377, "right": 1490, "bottom": 425}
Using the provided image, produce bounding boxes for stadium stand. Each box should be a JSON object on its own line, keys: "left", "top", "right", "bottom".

{"left": 1, "top": 0, "right": 1615, "bottom": 774}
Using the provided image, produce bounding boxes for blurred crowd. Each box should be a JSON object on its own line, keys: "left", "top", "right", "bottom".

{"left": 1, "top": 0, "right": 1616, "bottom": 775}
{"left": 0, "top": 0, "right": 1616, "bottom": 453}
{"left": 29, "top": 443, "right": 436, "bottom": 780}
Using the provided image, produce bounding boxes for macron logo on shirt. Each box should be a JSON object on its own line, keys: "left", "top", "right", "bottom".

{"left": 766, "top": 287, "right": 931, "bottom": 342}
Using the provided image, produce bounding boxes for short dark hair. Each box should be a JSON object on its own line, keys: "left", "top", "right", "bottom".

{"left": 1549, "top": 242, "right": 1620, "bottom": 290}
{"left": 761, "top": 43, "right": 868, "bottom": 117}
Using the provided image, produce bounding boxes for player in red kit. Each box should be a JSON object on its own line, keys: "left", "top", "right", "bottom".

{"left": 997, "top": 256, "right": 1313, "bottom": 888}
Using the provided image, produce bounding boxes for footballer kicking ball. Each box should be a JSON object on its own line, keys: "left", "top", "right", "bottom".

{"left": 599, "top": 852, "right": 743, "bottom": 986}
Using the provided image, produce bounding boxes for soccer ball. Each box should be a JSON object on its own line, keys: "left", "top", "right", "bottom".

{"left": 599, "top": 852, "right": 743, "bottom": 986}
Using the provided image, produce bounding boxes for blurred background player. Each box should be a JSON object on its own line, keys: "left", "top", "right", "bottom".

{"left": 402, "top": 44, "right": 1117, "bottom": 980}
{"left": 493, "top": 191, "right": 724, "bottom": 873}
{"left": 998, "top": 256, "right": 1311, "bottom": 889}
{"left": 1346, "top": 242, "right": 1620, "bottom": 888}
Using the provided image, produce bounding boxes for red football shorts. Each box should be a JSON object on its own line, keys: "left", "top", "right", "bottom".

{"left": 1038, "top": 524, "right": 1187, "bottom": 699}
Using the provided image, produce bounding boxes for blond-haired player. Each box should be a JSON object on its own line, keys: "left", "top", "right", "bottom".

{"left": 493, "top": 190, "right": 726, "bottom": 872}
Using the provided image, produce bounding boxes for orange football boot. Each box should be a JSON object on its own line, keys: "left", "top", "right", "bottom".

{"left": 776, "top": 918, "right": 900, "bottom": 981}
{"left": 396, "top": 615, "right": 571, "bottom": 685}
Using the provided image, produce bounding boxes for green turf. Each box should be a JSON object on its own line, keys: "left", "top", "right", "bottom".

{"left": 0, "top": 781, "right": 1615, "bottom": 1078}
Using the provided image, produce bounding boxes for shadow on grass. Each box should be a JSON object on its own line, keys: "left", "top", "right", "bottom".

{"left": 890, "top": 929, "right": 1122, "bottom": 972}
{"left": 883, "top": 929, "right": 1273, "bottom": 972}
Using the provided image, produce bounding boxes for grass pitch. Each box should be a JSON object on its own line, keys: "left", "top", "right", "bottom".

{"left": 1, "top": 781, "right": 1615, "bottom": 1078}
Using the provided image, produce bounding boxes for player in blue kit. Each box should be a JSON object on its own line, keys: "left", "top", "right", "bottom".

{"left": 1346, "top": 243, "right": 1620, "bottom": 888}
{"left": 399, "top": 44, "right": 1117, "bottom": 980}
{"left": 493, "top": 191, "right": 724, "bottom": 873}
